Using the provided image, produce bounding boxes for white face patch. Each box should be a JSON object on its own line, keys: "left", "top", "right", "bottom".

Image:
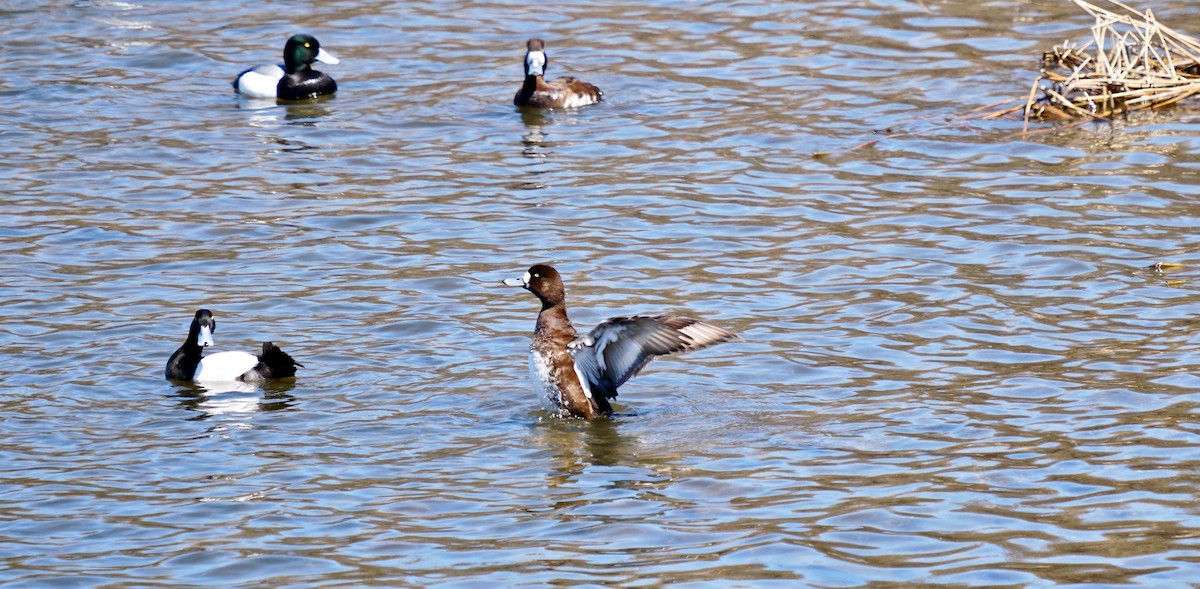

{"left": 525, "top": 51, "right": 546, "bottom": 76}
{"left": 522, "top": 271, "right": 531, "bottom": 286}
{"left": 198, "top": 325, "right": 215, "bottom": 348}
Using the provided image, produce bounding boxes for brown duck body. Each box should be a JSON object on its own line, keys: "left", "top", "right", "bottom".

{"left": 530, "top": 303, "right": 609, "bottom": 419}
{"left": 514, "top": 75, "right": 603, "bottom": 109}
{"left": 513, "top": 38, "right": 602, "bottom": 109}
{"left": 506, "top": 265, "right": 740, "bottom": 419}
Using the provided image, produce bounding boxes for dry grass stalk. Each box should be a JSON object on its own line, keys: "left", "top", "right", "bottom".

{"left": 986, "top": 0, "right": 1200, "bottom": 125}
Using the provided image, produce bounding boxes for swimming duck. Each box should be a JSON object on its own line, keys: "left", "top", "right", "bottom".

{"left": 233, "top": 34, "right": 339, "bottom": 100}
{"left": 513, "top": 38, "right": 602, "bottom": 109}
{"left": 165, "top": 309, "right": 303, "bottom": 382}
{"left": 504, "top": 265, "right": 739, "bottom": 419}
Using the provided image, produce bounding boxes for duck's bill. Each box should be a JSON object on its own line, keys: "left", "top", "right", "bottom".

{"left": 525, "top": 51, "right": 545, "bottom": 76}
{"left": 198, "top": 325, "right": 215, "bottom": 347}
{"left": 503, "top": 276, "right": 527, "bottom": 287}
{"left": 316, "top": 48, "right": 340, "bottom": 65}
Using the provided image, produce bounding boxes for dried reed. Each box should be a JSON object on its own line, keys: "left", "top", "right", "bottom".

{"left": 985, "top": 0, "right": 1200, "bottom": 126}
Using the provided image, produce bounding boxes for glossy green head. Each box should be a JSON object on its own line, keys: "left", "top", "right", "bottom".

{"left": 283, "top": 34, "right": 339, "bottom": 73}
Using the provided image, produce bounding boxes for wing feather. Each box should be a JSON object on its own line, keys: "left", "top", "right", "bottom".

{"left": 568, "top": 316, "right": 739, "bottom": 399}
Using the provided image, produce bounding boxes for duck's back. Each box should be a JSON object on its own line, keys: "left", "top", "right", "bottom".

{"left": 518, "top": 77, "right": 602, "bottom": 109}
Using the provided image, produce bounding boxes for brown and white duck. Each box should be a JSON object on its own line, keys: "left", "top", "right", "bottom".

{"left": 513, "top": 38, "right": 602, "bottom": 109}
{"left": 504, "top": 265, "right": 739, "bottom": 419}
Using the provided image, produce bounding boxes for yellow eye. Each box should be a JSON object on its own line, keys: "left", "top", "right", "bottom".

{"left": 533, "top": 273, "right": 540, "bottom": 278}
{"left": 304, "top": 43, "right": 311, "bottom": 48}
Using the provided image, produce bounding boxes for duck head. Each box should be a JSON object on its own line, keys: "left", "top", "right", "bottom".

{"left": 284, "top": 34, "right": 339, "bottom": 73}
{"left": 504, "top": 264, "right": 566, "bottom": 307}
{"left": 190, "top": 308, "right": 216, "bottom": 348}
{"left": 524, "top": 38, "right": 547, "bottom": 77}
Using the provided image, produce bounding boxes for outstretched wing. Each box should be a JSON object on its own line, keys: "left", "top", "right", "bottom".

{"left": 569, "top": 316, "right": 739, "bottom": 399}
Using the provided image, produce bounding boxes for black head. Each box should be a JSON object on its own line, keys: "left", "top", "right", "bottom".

{"left": 504, "top": 264, "right": 566, "bottom": 307}
{"left": 283, "top": 34, "right": 338, "bottom": 73}
{"left": 524, "top": 38, "right": 547, "bottom": 77}
{"left": 189, "top": 308, "right": 216, "bottom": 348}
{"left": 167, "top": 309, "right": 215, "bottom": 380}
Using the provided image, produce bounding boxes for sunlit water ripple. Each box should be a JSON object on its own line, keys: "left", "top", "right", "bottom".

{"left": 2, "top": 0, "right": 1200, "bottom": 586}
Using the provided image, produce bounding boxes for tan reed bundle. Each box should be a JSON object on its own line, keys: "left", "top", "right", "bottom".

{"left": 986, "top": 0, "right": 1200, "bottom": 126}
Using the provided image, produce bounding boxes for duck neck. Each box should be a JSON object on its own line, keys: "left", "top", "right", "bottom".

{"left": 285, "top": 61, "right": 311, "bottom": 75}
{"left": 518, "top": 75, "right": 543, "bottom": 98}
{"left": 535, "top": 300, "right": 574, "bottom": 337}
{"left": 166, "top": 340, "right": 204, "bottom": 379}
{"left": 180, "top": 334, "right": 205, "bottom": 363}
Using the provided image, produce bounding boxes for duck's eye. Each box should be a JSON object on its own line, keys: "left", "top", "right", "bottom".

{"left": 533, "top": 273, "right": 540, "bottom": 278}
{"left": 304, "top": 43, "right": 311, "bottom": 48}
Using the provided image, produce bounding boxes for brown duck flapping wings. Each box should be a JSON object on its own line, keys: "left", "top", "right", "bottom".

{"left": 568, "top": 316, "right": 740, "bottom": 399}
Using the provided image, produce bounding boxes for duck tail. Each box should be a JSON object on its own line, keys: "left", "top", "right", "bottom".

{"left": 257, "top": 341, "right": 303, "bottom": 378}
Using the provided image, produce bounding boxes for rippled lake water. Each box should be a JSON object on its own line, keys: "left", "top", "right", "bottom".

{"left": 3, "top": 0, "right": 1200, "bottom": 586}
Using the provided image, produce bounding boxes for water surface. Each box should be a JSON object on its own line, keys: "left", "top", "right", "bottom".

{"left": 3, "top": 0, "right": 1200, "bottom": 586}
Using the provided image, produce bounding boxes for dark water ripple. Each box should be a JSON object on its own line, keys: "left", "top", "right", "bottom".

{"left": 2, "top": 0, "right": 1200, "bottom": 586}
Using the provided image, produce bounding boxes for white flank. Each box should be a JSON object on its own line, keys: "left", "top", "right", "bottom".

{"left": 194, "top": 350, "right": 258, "bottom": 382}
{"left": 529, "top": 351, "right": 563, "bottom": 414}
{"left": 237, "top": 64, "right": 284, "bottom": 99}
{"left": 560, "top": 93, "right": 598, "bottom": 109}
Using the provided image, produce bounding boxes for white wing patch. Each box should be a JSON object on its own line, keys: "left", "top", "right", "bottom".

{"left": 194, "top": 350, "right": 258, "bottom": 382}
{"left": 572, "top": 362, "right": 594, "bottom": 401}
{"left": 590, "top": 327, "right": 624, "bottom": 372}
{"left": 678, "top": 322, "right": 736, "bottom": 346}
